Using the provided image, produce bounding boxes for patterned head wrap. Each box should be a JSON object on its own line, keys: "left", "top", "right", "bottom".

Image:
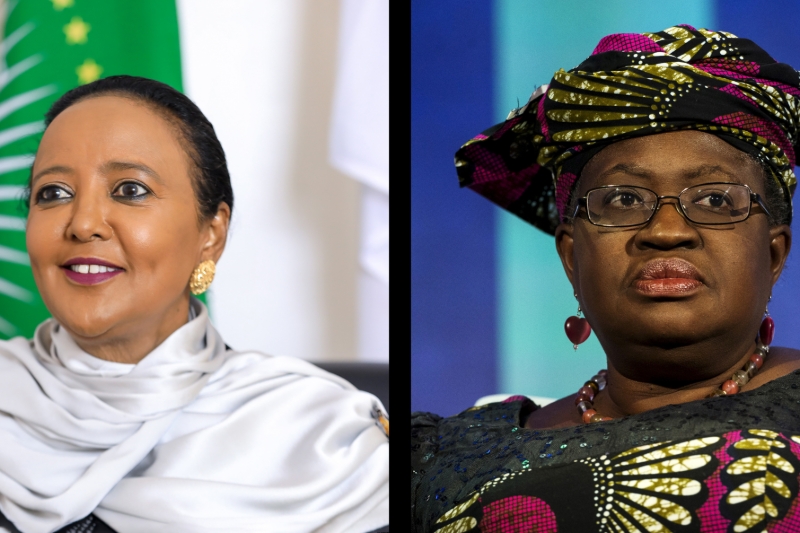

{"left": 455, "top": 25, "right": 800, "bottom": 234}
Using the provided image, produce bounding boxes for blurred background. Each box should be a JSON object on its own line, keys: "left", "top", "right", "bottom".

{"left": 413, "top": 0, "right": 800, "bottom": 415}
{"left": 0, "top": 0, "right": 388, "bottom": 364}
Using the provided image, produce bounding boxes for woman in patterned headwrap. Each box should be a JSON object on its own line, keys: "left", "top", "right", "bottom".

{"left": 412, "top": 25, "right": 800, "bottom": 532}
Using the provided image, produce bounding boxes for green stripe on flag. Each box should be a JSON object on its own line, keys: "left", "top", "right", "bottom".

{"left": 0, "top": 0, "right": 185, "bottom": 339}
{"left": 494, "top": 0, "right": 713, "bottom": 399}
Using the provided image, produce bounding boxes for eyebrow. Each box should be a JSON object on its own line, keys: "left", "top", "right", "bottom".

{"left": 30, "top": 161, "right": 164, "bottom": 188}
{"left": 100, "top": 161, "right": 164, "bottom": 184}
{"left": 31, "top": 165, "right": 72, "bottom": 187}
{"left": 597, "top": 163, "right": 738, "bottom": 181}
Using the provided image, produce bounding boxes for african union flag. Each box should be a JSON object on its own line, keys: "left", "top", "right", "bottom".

{"left": 0, "top": 0, "right": 184, "bottom": 339}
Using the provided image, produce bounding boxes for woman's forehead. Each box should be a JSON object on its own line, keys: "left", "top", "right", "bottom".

{"left": 35, "top": 95, "right": 187, "bottom": 172}
{"left": 580, "top": 131, "right": 760, "bottom": 187}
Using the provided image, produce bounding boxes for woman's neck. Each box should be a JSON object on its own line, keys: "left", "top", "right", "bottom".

{"left": 525, "top": 344, "right": 800, "bottom": 430}
{"left": 65, "top": 296, "right": 192, "bottom": 364}
{"left": 597, "top": 346, "right": 756, "bottom": 418}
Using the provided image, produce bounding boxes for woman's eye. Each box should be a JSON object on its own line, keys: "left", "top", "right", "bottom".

{"left": 113, "top": 182, "right": 149, "bottom": 198}
{"left": 36, "top": 185, "right": 72, "bottom": 203}
{"left": 694, "top": 192, "right": 733, "bottom": 209}
{"left": 605, "top": 190, "right": 644, "bottom": 209}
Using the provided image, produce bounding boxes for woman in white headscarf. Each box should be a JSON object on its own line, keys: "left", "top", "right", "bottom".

{"left": 0, "top": 75, "right": 388, "bottom": 533}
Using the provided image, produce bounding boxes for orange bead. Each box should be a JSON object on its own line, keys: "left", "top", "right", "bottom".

{"left": 582, "top": 409, "right": 597, "bottom": 424}
{"left": 750, "top": 352, "right": 764, "bottom": 369}
{"left": 721, "top": 380, "right": 739, "bottom": 395}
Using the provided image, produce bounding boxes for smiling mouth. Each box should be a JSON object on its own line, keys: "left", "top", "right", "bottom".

{"left": 633, "top": 259, "right": 703, "bottom": 296}
{"left": 60, "top": 258, "right": 124, "bottom": 286}
{"left": 66, "top": 264, "right": 121, "bottom": 274}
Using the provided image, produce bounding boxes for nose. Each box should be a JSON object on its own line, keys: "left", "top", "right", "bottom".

{"left": 634, "top": 197, "right": 700, "bottom": 251}
{"left": 65, "top": 186, "right": 113, "bottom": 242}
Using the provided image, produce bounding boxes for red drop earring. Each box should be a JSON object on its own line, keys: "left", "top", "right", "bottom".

{"left": 565, "top": 294, "right": 592, "bottom": 350}
{"left": 759, "top": 298, "right": 774, "bottom": 346}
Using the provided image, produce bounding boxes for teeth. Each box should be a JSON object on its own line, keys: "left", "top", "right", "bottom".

{"left": 69, "top": 264, "right": 118, "bottom": 274}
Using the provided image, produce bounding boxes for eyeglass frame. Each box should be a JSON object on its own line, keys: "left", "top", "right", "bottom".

{"left": 568, "top": 182, "right": 772, "bottom": 227}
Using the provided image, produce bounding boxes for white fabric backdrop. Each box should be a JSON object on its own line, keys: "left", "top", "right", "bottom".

{"left": 177, "top": 1, "right": 385, "bottom": 362}
{"left": 330, "top": 0, "right": 389, "bottom": 362}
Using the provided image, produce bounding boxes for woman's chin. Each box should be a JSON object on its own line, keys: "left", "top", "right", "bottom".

{"left": 56, "top": 315, "right": 117, "bottom": 341}
{"left": 605, "top": 310, "right": 723, "bottom": 348}
{"left": 45, "top": 297, "right": 124, "bottom": 340}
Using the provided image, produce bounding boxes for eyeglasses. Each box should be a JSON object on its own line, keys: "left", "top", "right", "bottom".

{"left": 569, "top": 182, "right": 772, "bottom": 227}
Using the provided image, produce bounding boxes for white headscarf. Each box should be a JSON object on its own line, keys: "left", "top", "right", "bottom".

{"left": 0, "top": 299, "right": 389, "bottom": 533}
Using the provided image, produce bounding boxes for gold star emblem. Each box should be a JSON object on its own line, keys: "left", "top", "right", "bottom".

{"left": 63, "top": 16, "right": 90, "bottom": 45}
{"left": 51, "top": 0, "right": 74, "bottom": 10}
{"left": 76, "top": 59, "right": 102, "bottom": 85}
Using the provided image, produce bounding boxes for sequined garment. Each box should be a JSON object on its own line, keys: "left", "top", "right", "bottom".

{"left": 454, "top": 25, "right": 800, "bottom": 234}
{"left": 411, "top": 370, "right": 800, "bottom": 532}
{"left": 0, "top": 511, "right": 117, "bottom": 533}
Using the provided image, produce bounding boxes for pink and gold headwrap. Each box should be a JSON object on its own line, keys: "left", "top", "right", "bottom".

{"left": 455, "top": 25, "right": 800, "bottom": 234}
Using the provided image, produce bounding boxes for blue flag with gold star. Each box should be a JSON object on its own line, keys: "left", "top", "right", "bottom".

{"left": 0, "top": 0, "right": 183, "bottom": 338}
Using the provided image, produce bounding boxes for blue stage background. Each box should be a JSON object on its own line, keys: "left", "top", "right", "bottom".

{"left": 412, "top": 0, "right": 800, "bottom": 416}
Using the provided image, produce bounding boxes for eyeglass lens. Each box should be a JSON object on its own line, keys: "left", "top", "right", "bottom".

{"left": 586, "top": 184, "right": 752, "bottom": 226}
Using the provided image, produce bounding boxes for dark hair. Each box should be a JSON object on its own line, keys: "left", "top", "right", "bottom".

{"left": 564, "top": 149, "right": 792, "bottom": 227}
{"left": 32, "top": 75, "right": 233, "bottom": 222}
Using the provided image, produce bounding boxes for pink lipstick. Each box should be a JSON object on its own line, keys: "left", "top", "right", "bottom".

{"left": 61, "top": 257, "right": 124, "bottom": 286}
{"left": 633, "top": 258, "right": 703, "bottom": 296}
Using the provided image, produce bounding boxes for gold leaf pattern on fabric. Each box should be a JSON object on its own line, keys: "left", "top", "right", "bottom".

{"left": 546, "top": 109, "right": 650, "bottom": 123}
{"left": 614, "top": 441, "right": 664, "bottom": 459}
{"left": 554, "top": 72, "right": 650, "bottom": 98}
{"left": 616, "top": 454, "right": 714, "bottom": 477}
{"left": 642, "top": 31, "right": 666, "bottom": 43}
{"left": 617, "top": 477, "right": 702, "bottom": 496}
{"left": 677, "top": 42, "right": 705, "bottom": 63}
{"left": 435, "top": 493, "right": 479, "bottom": 524}
{"left": 609, "top": 509, "right": 641, "bottom": 533}
{"left": 615, "top": 491, "right": 692, "bottom": 525}
{"left": 546, "top": 87, "right": 649, "bottom": 107}
{"left": 593, "top": 73, "right": 662, "bottom": 93}
{"left": 727, "top": 471, "right": 792, "bottom": 503}
{"left": 433, "top": 516, "right": 477, "bottom": 533}
{"left": 552, "top": 124, "right": 647, "bottom": 143}
{"left": 615, "top": 501, "right": 667, "bottom": 530}
{"left": 629, "top": 63, "right": 696, "bottom": 85}
{"left": 617, "top": 437, "right": 720, "bottom": 467}
{"left": 740, "top": 85, "right": 784, "bottom": 121}
{"left": 720, "top": 429, "right": 799, "bottom": 533}
{"left": 580, "top": 437, "right": 722, "bottom": 532}
{"left": 663, "top": 25, "right": 694, "bottom": 41}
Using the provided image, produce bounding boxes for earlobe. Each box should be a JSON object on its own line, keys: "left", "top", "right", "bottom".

{"left": 555, "top": 222, "right": 576, "bottom": 286}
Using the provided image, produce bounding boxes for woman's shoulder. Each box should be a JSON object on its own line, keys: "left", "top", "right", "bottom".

{"left": 411, "top": 398, "right": 537, "bottom": 463}
{"left": 202, "top": 350, "right": 389, "bottom": 435}
{"left": 0, "top": 335, "right": 34, "bottom": 352}
{"left": 213, "top": 349, "right": 360, "bottom": 391}
{"left": 412, "top": 396, "right": 537, "bottom": 430}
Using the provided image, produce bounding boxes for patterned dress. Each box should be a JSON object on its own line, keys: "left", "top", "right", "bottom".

{"left": 411, "top": 370, "right": 800, "bottom": 532}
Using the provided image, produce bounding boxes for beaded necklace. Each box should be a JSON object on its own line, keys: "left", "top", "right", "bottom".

{"left": 575, "top": 317, "right": 774, "bottom": 424}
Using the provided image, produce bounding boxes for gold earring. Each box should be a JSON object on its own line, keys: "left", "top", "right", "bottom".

{"left": 190, "top": 260, "right": 216, "bottom": 295}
